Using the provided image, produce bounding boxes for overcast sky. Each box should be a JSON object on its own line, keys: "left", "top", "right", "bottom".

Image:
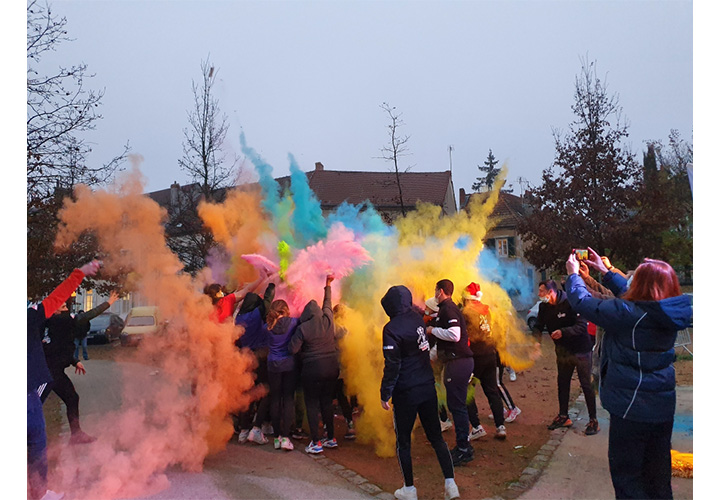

{"left": 30, "top": 0, "right": 693, "bottom": 197}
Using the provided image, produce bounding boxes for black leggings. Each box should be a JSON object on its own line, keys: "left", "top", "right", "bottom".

{"left": 393, "top": 392, "right": 454, "bottom": 486}
{"left": 468, "top": 353, "right": 505, "bottom": 428}
{"left": 301, "top": 359, "right": 339, "bottom": 443}
{"left": 239, "top": 355, "right": 271, "bottom": 430}
{"left": 40, "top": 364, "right": 81, "bottom": 434}
{"left": 268, "top": 369, "right": 297, "bottom": 438}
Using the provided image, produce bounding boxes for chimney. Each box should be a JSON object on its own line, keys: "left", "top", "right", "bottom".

{"left": 170, "top": 181, "right": 180, "bottom": 208}
{"left": 459, "top": 188, "right": 466, "bottom": 209}
{"left": 315, "top": 162, "right": 324, "bottom": 171}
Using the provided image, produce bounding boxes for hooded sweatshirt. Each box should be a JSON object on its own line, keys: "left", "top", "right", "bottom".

{"left": 566, "top": 272, "right": 692, "bottom": 422}
{"left": 268, "top": 316, "right": 299, "bottom": 372}
{"left": 235, "top": 284, "right": 276, "bottom": 351}
{"left": 532, "top": 288, "right": 593, "bottom": 355}
{"left": 380, "top": 286, "right": 435, "bottom": 404}
{"left": 288, "top": 286, "right": 337, "bottom": 366}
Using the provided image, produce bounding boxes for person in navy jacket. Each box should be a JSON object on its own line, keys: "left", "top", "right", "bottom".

{"left": 380, "top": 285, "right": 458, "bottom": 500}
{"left": 565, "top": 248, "right": 692, "bottom": 499}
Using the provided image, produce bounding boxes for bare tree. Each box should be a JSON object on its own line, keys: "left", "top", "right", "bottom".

{"left": 170, "top": 57, "right": 239, "bottom": 275}
{"left": 27, "top": 0, "right": 128, "bottom": 300}
{"left": 178, "top": 57, "right": 239, "bottom": 201}
{"left": 377, "top": 102, "right": 411, "bottom": 217}
{"left": 27, "top": 0, "right": 127, "bottom": 207}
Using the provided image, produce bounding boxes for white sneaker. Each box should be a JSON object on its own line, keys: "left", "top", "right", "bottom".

{"left": 248, "top": 427, "right": 268, "bottom": 445}
{"left": 280, "top": 436, "right": 294, "bottom": 451}
{"left": 469, "top": 425, "right": 487, "bottom": 440}
{"left": 274, "top": 437, "right": 281, "bottom": 449}
{"left": 41, "top": 491, "right": 65, "bottom": 500}
{"left": 495, "top": 425, "right": 507, "bottom": 440}
{"left": 505, "top": 406, "right": 522, "bottom": 423}
{"left": 444, "top": 481, "right": 460, "bottom": 500}
{"left": 237, "top": 428, "right": 250, "bottom": 443}
{"left": 507, "top": 367, "right": 517, "bottom": 381}
{"left": 440, "top": 419, "right": 453, "bottom": 432}
{"left": 261, "top": 422, "right": 274, "bottom": 435}
{"left": 394, "top": 485, "right": 418, "bottom": 500}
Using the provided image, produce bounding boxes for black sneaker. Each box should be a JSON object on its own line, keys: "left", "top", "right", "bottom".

{"left": 344, "top": 421, "right": 356, "bottom": 440}
{"left": 291, "top": 429, "right": 309, "bottom": 440}
{"left": 547, "top": 414, "right": 573, "bottom": 430}
{"left": 450, "top": 445, "right": 474, "bottom": 466}
{"left": 585, "top": 418, "right": 599, "bottom": 436}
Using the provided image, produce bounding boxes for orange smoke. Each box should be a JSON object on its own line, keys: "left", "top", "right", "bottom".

{"left": 50, "top": 163, "right": 261, "bottom": 498}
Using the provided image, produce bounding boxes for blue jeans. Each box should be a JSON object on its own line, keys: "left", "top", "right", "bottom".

{"left": 28, "top": 390, "right": 48, "bottom": 499}
{"left": 74, "top": 336, "right": 88, "bottom": 360}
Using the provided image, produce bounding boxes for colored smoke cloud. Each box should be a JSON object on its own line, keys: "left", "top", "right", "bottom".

{"left": 47, "top": 142, "right": 540, "bottom": 498}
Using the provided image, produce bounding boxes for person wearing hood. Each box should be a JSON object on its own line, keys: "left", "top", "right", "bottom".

{"left": 234, "top": 280, "right": 276, "bottom": 445}
{"left": 265, "top": 299, "right": 299, "bottom": 451}
{"left": 288, "top": 275, "right": 339, "bottom": 454}
{"left": 532, "top": 277, "right": 599, "bottom": 436}
{"left": 565, "top": 249, "right": 692, "bottom": 499}
{"left": 380, "top": 285, "right": 459, "bottom": 500}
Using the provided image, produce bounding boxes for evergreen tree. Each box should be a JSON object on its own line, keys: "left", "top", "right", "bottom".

{"left": 517, "top": 58, "right": 642, "bottom": 273}
{"left": 472, "top": 149, "right": 501, "bottom": 192}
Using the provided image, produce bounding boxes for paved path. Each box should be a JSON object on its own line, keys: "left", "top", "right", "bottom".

{"left": 518, "top": 386, "right": 693, "bottom": 500}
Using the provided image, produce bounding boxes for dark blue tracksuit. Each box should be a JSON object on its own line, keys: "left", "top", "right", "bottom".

{"left": 381, "top": 286, "right": 454, "bottom": 486}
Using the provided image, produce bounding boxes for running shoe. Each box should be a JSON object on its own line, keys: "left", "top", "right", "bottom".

{"left": 494, "top": 425, "right": 507, "bottom": 440}
{"left": 585, "top": 418, "right": 599, "bottom": 436}
{"left": 248, "top": 427, "right": 268, "bottom": 445}
{"left": 237, "top": 429, "right": 250, "bottom": 443}
{"left": 280, "top": 437, "right": 294, "bottom": 451}
{"left": 320, "top": 437, "right": 338, "bottom": 448}
{"left": 469, "top": 425, "right": 487, "bottom": 440}
{"left": 394, "top": 485, "right": 418, "bottom": 500}
{"left": 505, "top": 406, "right": 522, "bottom": 423}
{"left": 440, "top": 419, "right": 453, "bottom": 432}
{"left": 547, "top": 414, "right": 573, "bottom": 430}
{"left": 444, "top": 481, "right": 460, "bottom": 500}
{"left": 305, "top": 441, "right": 323, "bottom": 454}
{"left": 450, "top": 445, "right": 474, "bottom": 466}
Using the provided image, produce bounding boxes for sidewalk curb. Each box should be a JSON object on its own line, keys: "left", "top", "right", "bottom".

{"left": 493, "top": 395, "right": 586, "bottom": 500}
{"left": 306, "top": 453, "right": 395, "bottom": 500}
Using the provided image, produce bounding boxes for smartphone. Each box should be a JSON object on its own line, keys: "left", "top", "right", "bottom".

{"left": 574, "top": 248, "right": 589, "bottom": 260}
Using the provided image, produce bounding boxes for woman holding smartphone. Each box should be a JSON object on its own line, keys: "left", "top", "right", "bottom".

{"left": 564, "top": 248, "right": 691, "bottom": 499}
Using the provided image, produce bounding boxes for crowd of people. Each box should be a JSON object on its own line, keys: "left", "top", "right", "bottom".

{"left": 28, "top": 247, "right": 691, "bottom": 500}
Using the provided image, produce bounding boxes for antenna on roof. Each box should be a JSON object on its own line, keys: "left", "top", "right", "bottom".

{"left": 448, "top": 145, "right": 454, "bottom": 173}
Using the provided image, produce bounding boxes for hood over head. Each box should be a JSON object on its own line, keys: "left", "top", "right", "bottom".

{"left": 381, "top": 285, "right": 413, "bottom": 318}
{"left": 300, "top": 299, "right": 322, "bottom": 323}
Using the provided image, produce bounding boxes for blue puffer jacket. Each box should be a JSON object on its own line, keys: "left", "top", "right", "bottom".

{"left": 566, "top": 272, "right": 692, "bottom": 423}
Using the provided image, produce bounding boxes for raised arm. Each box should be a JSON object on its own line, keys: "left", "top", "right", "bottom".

{"left": 41, "top": 260, "right": 101, "bottom": 318}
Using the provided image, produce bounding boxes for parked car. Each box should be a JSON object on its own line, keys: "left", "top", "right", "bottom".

{"left": 120, "top": 306, "right": 160, "bottom": 346}
{"left": 86, "top": 312, "right": 124, "bottom": 344}
{"left": 526, "top": 300, "right": 541, "bottom": 330}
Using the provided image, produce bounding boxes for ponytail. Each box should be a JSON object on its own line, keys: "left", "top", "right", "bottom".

{"left": 266, "top": 300, "right": 290, "bottom": 330}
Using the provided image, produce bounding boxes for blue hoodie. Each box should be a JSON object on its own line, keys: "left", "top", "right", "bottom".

{"left": 380, "top": 286, "right": 435, "bottom": 404}
{"left": 566, "top": 272, "right": 692, "bottom": 423}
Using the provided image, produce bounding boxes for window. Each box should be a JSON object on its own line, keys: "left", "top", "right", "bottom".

{"left": 84, "top": 290, "right": 94, "bottom": 311}
{"left": 496, "top": 238, "right": 509, "bottom": 257}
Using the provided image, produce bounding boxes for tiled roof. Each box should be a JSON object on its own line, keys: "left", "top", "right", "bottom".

{"left": 149, "top": 169, "right": 454, "bottom": 210}
{"left": 464, "top": 191, "right": 526, "bottom": 228}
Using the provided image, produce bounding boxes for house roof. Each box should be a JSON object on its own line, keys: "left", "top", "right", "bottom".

{"left": 148, "top": 169, "right": 454, "bottom": 211}
{"left": 463, "top": 191, "right": 526, "bottom": 228}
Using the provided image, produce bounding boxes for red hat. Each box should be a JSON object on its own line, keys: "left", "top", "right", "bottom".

{"left": 463, "top": 282, "right": 483, "bottom": 301}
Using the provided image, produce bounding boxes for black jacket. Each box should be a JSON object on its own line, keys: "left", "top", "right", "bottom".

{"left": 289, "top": 286, "right": 337, "bottom": 366}
{"left": 533, "top": 289, "right": 593, "bottom": 355}
{"left": 433, "top": 298, "right": 473, "bottom": 361}
{"left": 44, "top": 302, "right": 110, "bottom": 369}
{"left": 380, "top": 286, "right": 435, "bottom": 404}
